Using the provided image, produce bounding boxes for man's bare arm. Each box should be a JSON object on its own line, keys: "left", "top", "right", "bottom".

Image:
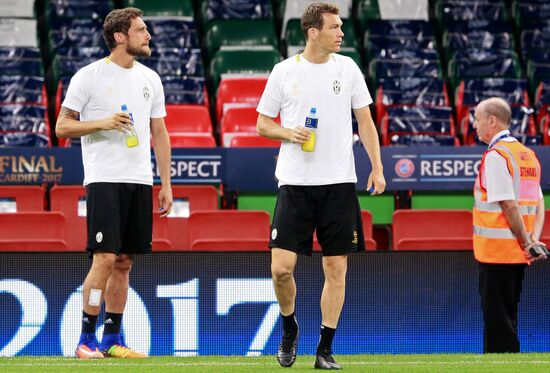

{"left": 55, "top": 106, "right": 133, "bottom": 138}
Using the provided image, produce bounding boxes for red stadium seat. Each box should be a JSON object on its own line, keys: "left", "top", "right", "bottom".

{"left": 0, "top": 186, "right": 45, "bottom": 211}
{"left": 0, "top": 212, "right": 68, "bottom": 251}
{"left": 50, "top": 185, "right": 87, "bottom": 250}
{"left": 314, "top": 210, "right": 377, "bottom": 251}
{"left": 165, "top": 105, "right": 213, "bottom": 134}
{"left": 216, "top": 77, "right": 267, "bottom": 123}
{"left": 220, "top": 107, "right": 280, "bottom": 146}
{"left": 152, "top": 185, "right": 219, "bottom": 250}
{"left": 229, "top": 134, "right": 280, "bottom": 148}
{"left": 152, "top": 212, "right": 172, "bottom": 250}
{"left": 189, "top": 210, "right": 270, "bottom": 251}
{"left": 392, "top": 209, "right": 473, "bottom": 250}
{"left": 169, "top": 133, "right": 216, "bottom": 148}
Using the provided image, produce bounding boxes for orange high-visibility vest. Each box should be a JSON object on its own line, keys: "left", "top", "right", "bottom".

{"left": 473, "top": 140, "right": 541, "bottom": 264}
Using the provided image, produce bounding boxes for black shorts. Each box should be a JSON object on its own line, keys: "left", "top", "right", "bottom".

{"left": 269, "top": 183, "right": 365, "bottom": 256}
{"left": 86, "top": 182, "right": 152, "bottom": 257}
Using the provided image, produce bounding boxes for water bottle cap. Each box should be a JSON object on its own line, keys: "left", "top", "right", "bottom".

{"left": 310, "top": 107, "right": 317, "bottom": 114}
{"left": 121, "top": 104, "right": 128, "bottom": 111}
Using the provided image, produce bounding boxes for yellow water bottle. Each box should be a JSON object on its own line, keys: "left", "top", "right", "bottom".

{"left": 121, "top": 104, "right": 139, "bottom": 148}
{"left": 301, "top": 107, "right": 318, "bottom": 152}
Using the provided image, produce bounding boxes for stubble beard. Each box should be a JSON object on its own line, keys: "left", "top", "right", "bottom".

{"left": 126, "top": 44, "right": 151, "bottom": 58}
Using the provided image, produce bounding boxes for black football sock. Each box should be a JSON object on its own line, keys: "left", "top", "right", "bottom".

{"left": 281, "top": 312, "right": 298, "bottom": 337}
{"left": 103, "top": 312, "right": 123, "bottom": 335}
{"left": 316, "top": 324, "right": 336, "bottom": 354}
{"left": 81, "top": 311, "right": 98, "bottom": 334}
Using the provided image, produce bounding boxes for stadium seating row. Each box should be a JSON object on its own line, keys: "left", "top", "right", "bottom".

{"left": 1, "top": 185, "right": 549, "bottom": 251}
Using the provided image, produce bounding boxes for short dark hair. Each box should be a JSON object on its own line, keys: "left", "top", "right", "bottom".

{"left": 103, "top": 7, "right": 143, "bottom": 50}
{"left": 300, "top": 2, "right": 339, "bottom": 40}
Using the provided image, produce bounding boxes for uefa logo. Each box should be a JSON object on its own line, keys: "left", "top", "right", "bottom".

{"left": 395, "top": 158, "right": 415, "bottom": 178}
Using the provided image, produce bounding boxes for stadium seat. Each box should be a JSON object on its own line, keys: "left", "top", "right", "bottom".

{"left": 165, "top": 105, "right": 213, "bottom": 134}
{"left": 313, "top": 210, "right": 377, "bottom": 251}
{"left": 205, "top": 19, "right": 278, "bottom": 60}
{"left": 216, "top": 77, "right": 267, "bottom": 123}
{"left": 375, "top": 77, "right": 449, "bottom": 123}
{"left": 229, "top": 134, "right": 280, "bottom": 148}
{"left": 369, "top": 50, "right": 442, "bottom": 87}
{"left": 442, "top": 20, "right": 513, "bottom": 62}
{"left": 454, "top": 78, "right": 530, "bottom": 128}
{"left": 434, "top": 0, "right": 508, "bottom": 31}
{"left": 152, "top": 212, "right": 172, "bottom": 250}
{"left": 152, "top": 185, "right": 219, "bottom": 250}
{"left": 392, "top": 209, "right": 473, "bottom": 250}
{"left": 168, "top": 133, "right": 216, "bottom": 148}
{"left": 364, "top": 20, "right": 435, "bottom": 62}
{"left": 209, "top": 47, "right": 281, "bottom": 89}
{"left": 145, "top": 17, "right": 199, "bottom": 49}
{"left": 448, "top": 49, "right": 522, "bottom": 93}
{"left": 202, "top": 0, "right": 273, "bottom": 27}
{"left": 535, "top": 80, "right": 550, "bottom": 124}
{"left": 162, "top": 76, "right": 208, "bottom": 106}
{"left": 0, "top": 76, "right": 46, "bottom": 106}
{"left": 0, "top": 211, "right": 68, "bottom": 251}
{"left": 141, "top": 48, "right": 204, "bottom": 77}
{"left": 188, "top": 210, "right": 270, "bottom": 251}
{"left": 128, "top": 0, "right": 194, "bottom": 17}
{"left": 0, "top": 104, "right": 50, "bottom": 147}
{"left": 49, "top": 185, "right": 86, "bottom": 250}
{"left": 380, "top": 106, "right": 457, "bottom": 147}
{"left": 220, "top": 106, "right": 263, "bottom": 146}
{"left": 0, "top": 186, "right": 45, "bottom": 211}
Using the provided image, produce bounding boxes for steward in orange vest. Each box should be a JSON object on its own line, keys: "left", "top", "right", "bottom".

{"left": 472, "top": 97, "right": 546, "bottom": 354}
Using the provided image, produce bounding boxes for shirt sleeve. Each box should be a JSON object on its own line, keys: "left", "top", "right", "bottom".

{"left": 61, "top": 69, "right": 90, "bottom": 113}
{"left": 256, "top": 64, "right": 283, "bottom": 118}
{"left": 350, "top": 59, "right": 372, "bottom": 109}
{"left": 484, "top": 150, "right": 516, "bottom": 203}
{"left": 150, "top": 73, "right": 166, "bottom": 118}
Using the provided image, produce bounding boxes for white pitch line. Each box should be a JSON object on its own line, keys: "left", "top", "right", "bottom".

{"left": 1, "top": 360, "right": 550, "bottom": 367}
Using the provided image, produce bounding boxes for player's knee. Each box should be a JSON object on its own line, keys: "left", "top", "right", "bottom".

{"left": 114, "top": 254, "right": 133, "bottom": 273}
{"left": 92, "top": 252, "right": 117, "bottom": 271}
{"left": 271, "top": 265, "right": 293, "bottom": 283}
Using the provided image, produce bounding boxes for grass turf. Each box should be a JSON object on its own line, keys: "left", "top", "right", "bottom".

{"left": 1, "top": 354, "right": 550, "bottom": 372}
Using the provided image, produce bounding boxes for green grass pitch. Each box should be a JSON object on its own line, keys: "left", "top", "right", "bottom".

{"left": 1, "top": 354, "right": 550, "bottom": 372}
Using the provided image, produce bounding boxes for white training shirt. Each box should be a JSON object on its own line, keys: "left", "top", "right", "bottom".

{"left": 256, "top": 53, "right": 372, "bottom": 186}
{"left": 62, "top": 57, "right": 166, "bottom": 186}
{"left": 482, "top": 130, "right": 543, "bottom": 202}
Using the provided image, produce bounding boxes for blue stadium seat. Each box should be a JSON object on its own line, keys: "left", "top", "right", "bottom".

{"left": 140, "top": 48, "right": 204, "bottom": 77}
{"left": 364, "top": 20, "right": 435, "bottom": 60}
{"left": 45, "top": 0, "right": 112, "bottom": 29}
{"left": 375, "top": 77, "right": 449, "bottom": 123}
{"left": 455, "top": 78, "right": 529, "bottom": 126}
{"left": 369, "top": 49, "right": 441, "bottom": 85}
{"left": 448, "top": 49, "right": 522, "bottom": 92}
{"left": 0, "top": 47, "right": 42, "bottom": 76}
{"left": 443, "top": 20, "right": 514, "bottom": 61}
{"left": 435, "top": 0, "right": 508, "bottom": 29}
{"left": 162, "top": 76, "right": 207, "bottom": 106}
{"left": 203, "top": 0, "right": 272, "bottom": 25}
{"left": 47, "top": 18, "right": 104, "bottom": 57}
{"left": 0, "top": 105, "right": 49, "bottom": 147}
{"left": 146, "top": 17, "right": 200, "bottom": 49}
{"left": 0, "top": 76, "right": 46, "bottom": 105}
{"left": 380, "top": 106, "right": 457, "bottom": 146}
